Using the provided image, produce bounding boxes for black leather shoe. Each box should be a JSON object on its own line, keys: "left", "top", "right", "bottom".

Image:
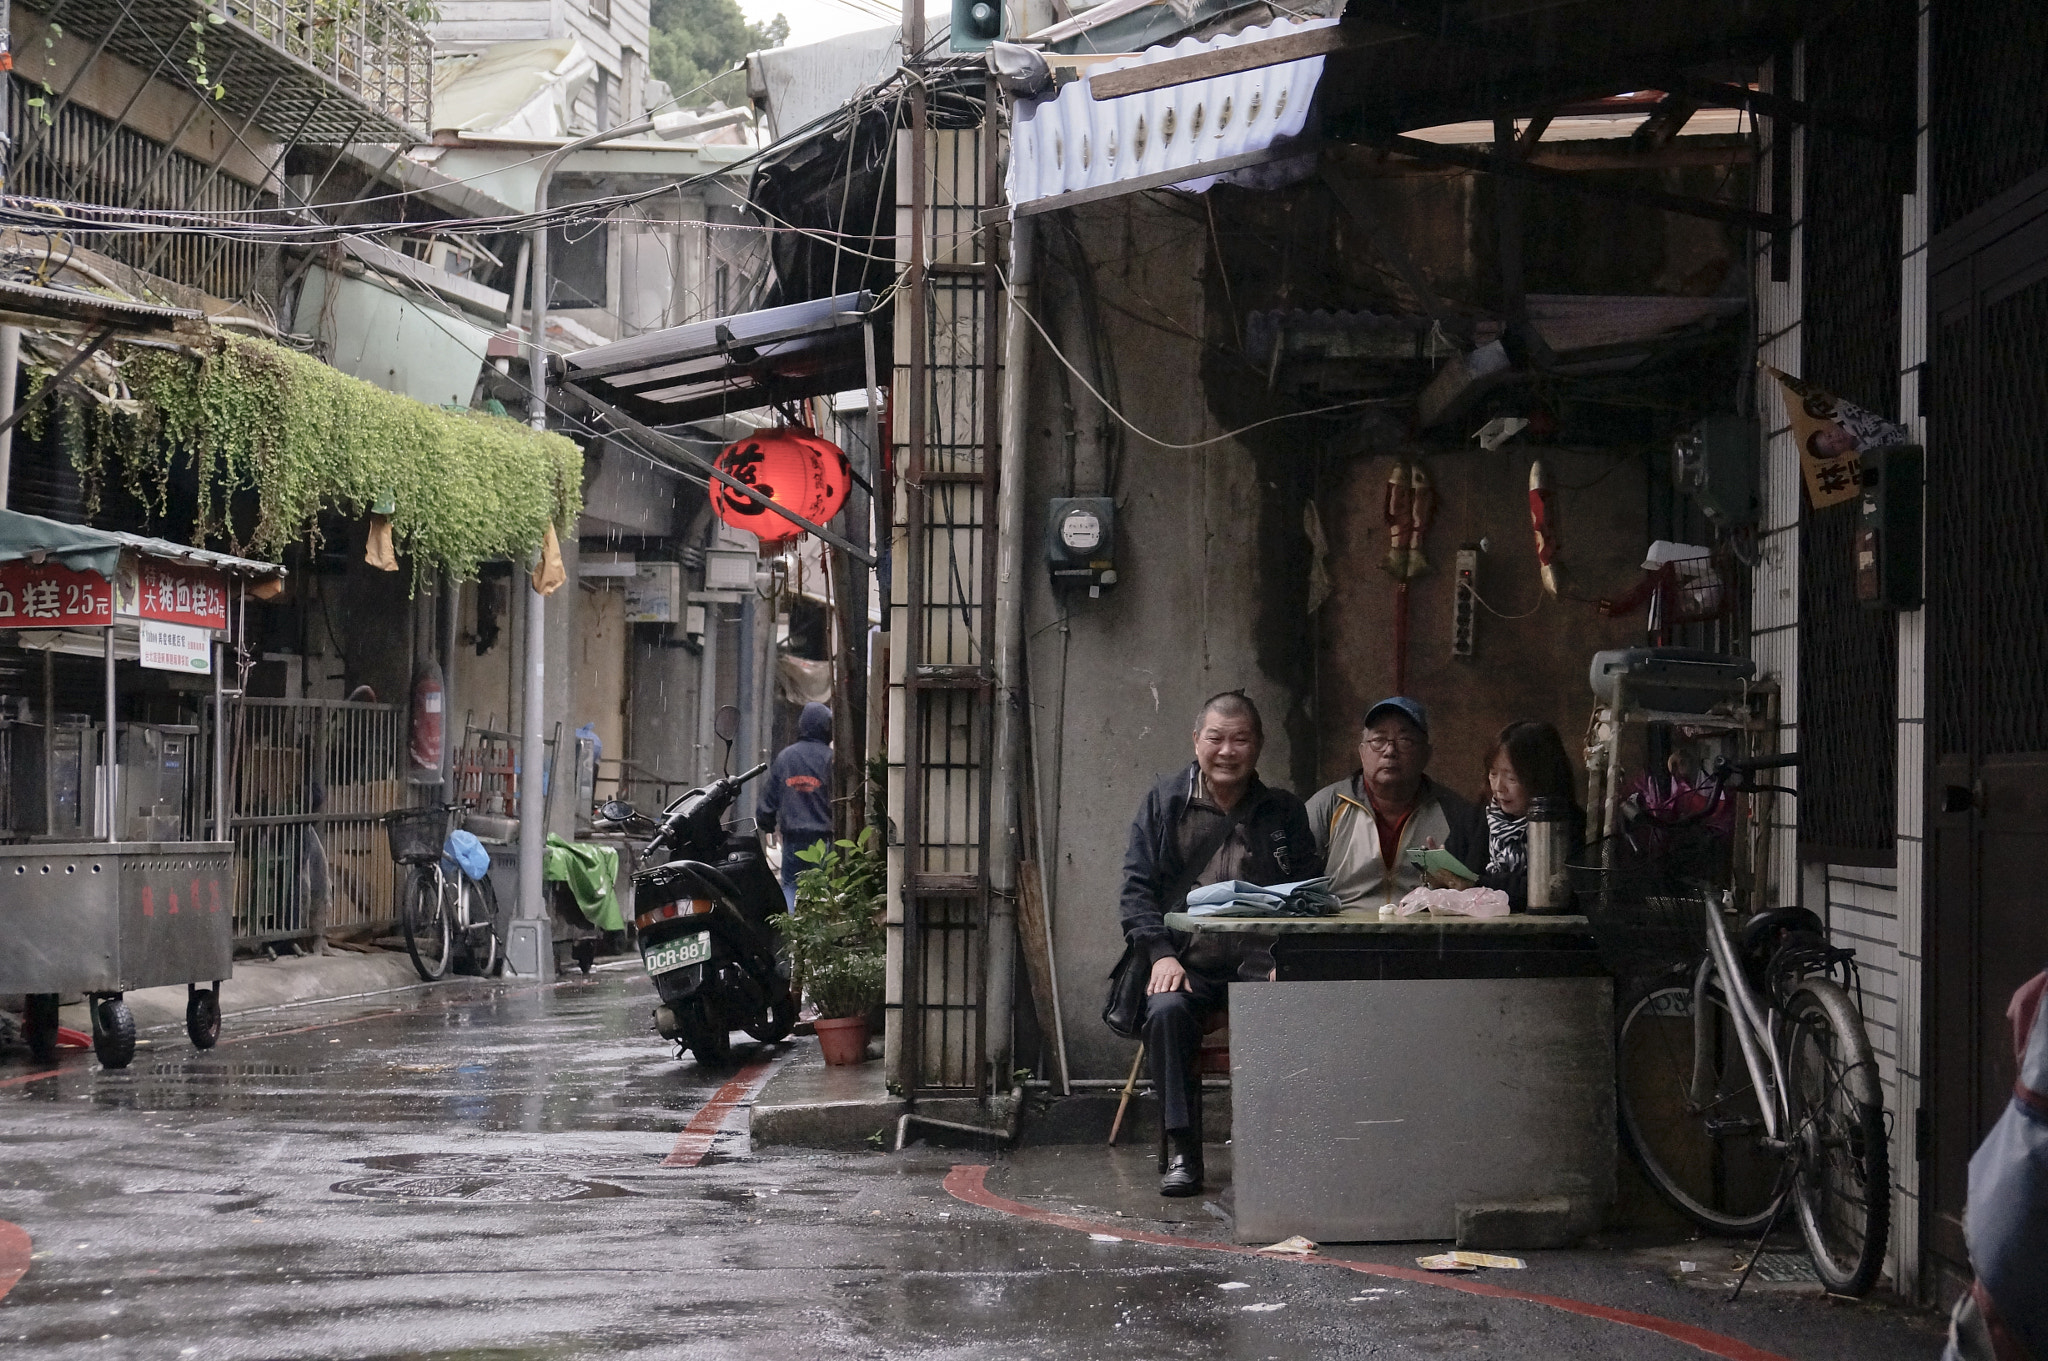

{"left": 1160, "top": 1133, "right": 1203, "bottom": 1197}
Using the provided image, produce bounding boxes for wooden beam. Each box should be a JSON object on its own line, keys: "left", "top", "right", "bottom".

{"left": 1085, "top": 24, "right": 1403, "bottom": 100}
{"left": 1630, "top": 93, "right": 1699, "bottom": 151}
{"left": 1329, "top": 140, "right": 1753, "bottom": 176}
{"left": 1366, "top": 134, "right": 1784, "bottom": 232}
{"left": 1515, "top": 110, "right": 1556, "bottom": 154}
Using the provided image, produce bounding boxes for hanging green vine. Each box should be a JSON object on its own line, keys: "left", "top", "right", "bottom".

{"left": 27, "top": 332, "right": 582, "bottom": 582}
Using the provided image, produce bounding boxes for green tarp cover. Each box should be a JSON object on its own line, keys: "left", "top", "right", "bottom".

{"left": 542, "top": 835, "right": 622, "bottom": 930}
{"left": 0, "top": 509, "right": 130, "bottom": 577}
{"left": 0, "top": 508, "right": 283, "bottom": 579}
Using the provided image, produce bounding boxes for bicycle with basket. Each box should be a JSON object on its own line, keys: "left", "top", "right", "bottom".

{"left": 1572, "top": 752, "right": 1890, "bottom": 1298}
{"left": 382, "top": 803, "right": 500, "bottom": 981}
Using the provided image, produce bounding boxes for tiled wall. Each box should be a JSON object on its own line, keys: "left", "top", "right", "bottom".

{"left": 1875, "top": 0, "right": 1932, "bottom": 1300}
{"left": 1755, "top": 15, "right": 1931, "bottom": 1297}
{"left": 1752, "top": 48, "right": 1804, "bottom": 903}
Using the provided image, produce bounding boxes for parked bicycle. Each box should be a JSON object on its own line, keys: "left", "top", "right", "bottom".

{"left": 383, "top": 804, "right": 500, "bottom": 982}
{"left": 1574, "top": 754, "right": 1890, "bottom": 1297}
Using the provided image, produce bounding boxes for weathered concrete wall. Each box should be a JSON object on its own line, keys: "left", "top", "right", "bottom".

{"left": 1022, "top": 166, "right": 1721, "bottom": 1078}
{"left": 1312, "top": 447, "right": 1649, "bottom": 804}
{"left": 1022, "top": 197, "right": 1308, "bottom": 1081}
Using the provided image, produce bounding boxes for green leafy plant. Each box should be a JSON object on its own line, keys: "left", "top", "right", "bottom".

{"left": 23, "top": 332, "right": 581, "bottom": 583}
{"left": 188, "top": 6, "right": 228, "bottom": 101}
{"left": 778, "top": 828, "right": 885, "bottom": 1021}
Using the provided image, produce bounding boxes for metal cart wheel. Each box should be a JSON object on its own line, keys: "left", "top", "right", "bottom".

{"left": 23, "top": 994, "right": 60, "bottom": 1066}
{"left": 92, "top": 996, "right": 136, "bottom": 1069}
{"left": 186, "top": 985, "right": 222, "bottom": 1051}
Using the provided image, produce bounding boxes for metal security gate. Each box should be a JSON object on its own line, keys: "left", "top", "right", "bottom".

{"left": 892, "top": 92, "right": 999, "bottom": 1098}
{"left": 1924, "top": 160, "right": 2048, "bottom": 1295}
{"left": 216, "top": 697, "right": 407, "bottom": 946}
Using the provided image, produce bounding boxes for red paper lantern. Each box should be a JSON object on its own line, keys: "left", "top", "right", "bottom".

{"left": 710, "top": 426, "right": 851, "bottom": 546}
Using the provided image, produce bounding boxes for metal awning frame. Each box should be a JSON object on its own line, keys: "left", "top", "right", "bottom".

{"left": 559, "top": 302, "right": 883, "bottom": 567}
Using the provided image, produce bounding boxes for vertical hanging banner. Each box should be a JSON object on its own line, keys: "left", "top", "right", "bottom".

{"left": 0, "top": 559, "right": 115, "bottom": 627}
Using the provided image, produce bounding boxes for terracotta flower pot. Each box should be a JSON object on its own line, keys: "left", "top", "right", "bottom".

{"left": 815, "top": 1015, "right": 871, "bottom": 1066}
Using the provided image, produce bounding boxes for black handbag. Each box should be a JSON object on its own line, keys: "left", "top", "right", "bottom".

{"left": 1101, "top": 799, "right": 1253, "bottom": 1040}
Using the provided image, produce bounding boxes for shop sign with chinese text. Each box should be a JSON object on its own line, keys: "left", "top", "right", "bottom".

{"left": 116, "top": 556, "right": 229, "bottom": 629}
{"left": 138, "top": 620, "right": 211, "bottom": 674}
{"left": 0, "top": 559, "right": 115, "bottom": 628}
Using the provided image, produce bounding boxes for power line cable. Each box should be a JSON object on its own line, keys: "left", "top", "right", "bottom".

{"left": 997, "top": 264, "right": 1407, "bottom": 451}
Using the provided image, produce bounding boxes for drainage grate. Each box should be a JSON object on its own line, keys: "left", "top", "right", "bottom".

{"left": 1745, "top": 1252, "right": 1820, "bottom": 1283}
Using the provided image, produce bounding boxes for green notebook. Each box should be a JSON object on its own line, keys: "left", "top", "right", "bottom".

{"left": 1406, "top": 845, "right": 1478, "bottom": 881}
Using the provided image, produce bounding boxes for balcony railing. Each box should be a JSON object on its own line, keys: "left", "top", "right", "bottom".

{"left": 23, "top": 0, "right": 432, "bottom": 145}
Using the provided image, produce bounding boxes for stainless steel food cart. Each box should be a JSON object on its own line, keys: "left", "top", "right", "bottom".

{"left": 0, "top": 509, "right": 284, "bottom": 1068}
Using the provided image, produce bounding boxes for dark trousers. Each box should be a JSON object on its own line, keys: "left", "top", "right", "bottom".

{"left": 1144, "top": 981, "right": 1223, "bottom": 1133}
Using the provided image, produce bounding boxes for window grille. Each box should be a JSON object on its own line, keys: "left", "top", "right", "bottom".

{"left": 1796, "top": 1, "right": 1903, "bottom": 860}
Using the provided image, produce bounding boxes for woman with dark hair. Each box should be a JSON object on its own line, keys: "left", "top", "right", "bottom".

{"left": 1476, "top": 720, "right": 1584, "bottom": 912}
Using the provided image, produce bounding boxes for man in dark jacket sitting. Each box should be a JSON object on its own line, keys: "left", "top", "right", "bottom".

{"left": 1119, "top": 690, "right": 1319, "bottom": 1197}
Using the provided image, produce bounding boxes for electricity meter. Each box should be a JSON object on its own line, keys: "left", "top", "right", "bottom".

{"left": 1046, "top": 497, "right": 1117, "bottom": 596}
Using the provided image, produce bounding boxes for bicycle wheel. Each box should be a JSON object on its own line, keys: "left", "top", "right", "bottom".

{"left": 461, "top": 873, "right": 500, "bottom": 977}
{"left": 1784, "top": 979, "right": 1890, "bottom": 1295}
{"left": 1617, "top": 979, "right": 1783, "bottom": 1233}
{"left": 401, "top": 864, "right": 453, "bottom": 981}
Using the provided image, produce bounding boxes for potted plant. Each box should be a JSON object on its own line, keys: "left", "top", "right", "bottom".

{"left": 781, "top": 828, "right": 886, "bottom": 1065}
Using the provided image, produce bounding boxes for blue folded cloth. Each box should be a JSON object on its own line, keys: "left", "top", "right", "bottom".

{"left": 1184, "top": 876, "right": 1338, "bottom": 917}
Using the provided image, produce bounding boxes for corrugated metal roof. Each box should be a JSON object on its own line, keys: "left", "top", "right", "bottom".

{"left": 1009, "top": 15, "right": 1331, "bottom": 210}
{"left": 0, "top": 278, "right": 202, "bottom": 338}
{"left": 560, "top": 291, "right": 873, "bottom": 427}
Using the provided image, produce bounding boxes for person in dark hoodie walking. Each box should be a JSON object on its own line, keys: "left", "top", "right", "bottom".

{"left": 759, "top": 702, "right": 835, "bottom": 909}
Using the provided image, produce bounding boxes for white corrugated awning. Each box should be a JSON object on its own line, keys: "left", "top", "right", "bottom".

{"left": 1007, "top": 15, "right": 1331, "bottom": 216}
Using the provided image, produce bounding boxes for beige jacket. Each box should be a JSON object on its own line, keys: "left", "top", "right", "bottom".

{"left": 1303, "top": 774, "right": 1486, "bottom": 910}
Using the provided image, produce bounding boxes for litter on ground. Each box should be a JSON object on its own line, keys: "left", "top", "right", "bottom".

{"left": 1258, "top": 1235, "right": 1318, "bottom": 1255}
{"left": 1417, "top": 1251, "right": 1526, "bottom": 1271}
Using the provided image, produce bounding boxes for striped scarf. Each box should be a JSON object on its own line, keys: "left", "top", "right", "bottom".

{"left": 1485, "top": 801, "right": 1528, "bottom": 878}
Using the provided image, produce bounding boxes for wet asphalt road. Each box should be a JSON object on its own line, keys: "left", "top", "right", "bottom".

{"left": 1, "top": 968, "right": 1947, "bottom": 1360}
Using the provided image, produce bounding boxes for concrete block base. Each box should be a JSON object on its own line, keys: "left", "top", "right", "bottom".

{"left": 1456, "top": 1197, "right": 1584, "bottom": 1250}
{"left": 1230, "top": 977, "right": 1615, "bottom": 1244}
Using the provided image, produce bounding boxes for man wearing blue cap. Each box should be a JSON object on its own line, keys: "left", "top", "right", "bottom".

{"left": 1305, "top": 697, "right": 1485, "bottom": 912}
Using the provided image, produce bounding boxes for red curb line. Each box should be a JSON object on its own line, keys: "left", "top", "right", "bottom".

{"left": 0, "top": 1218, "right": 29, "bottom": 1304}
{"left": 942, "top": 1164, "right": 1795, "bottom": 1361}
{"left": 663, "top": 1061, "right": 776, "bottom": 1167}
{"left": 0, "top": 1066, "right": 62, "bottom": 1090}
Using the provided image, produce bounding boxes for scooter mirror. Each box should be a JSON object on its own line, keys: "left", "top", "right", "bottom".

{"left": 714, "top": 703, "right": 741, "bottom": 743}
{"left": 599, "top": 799, "right": 636, "bottom": 823}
